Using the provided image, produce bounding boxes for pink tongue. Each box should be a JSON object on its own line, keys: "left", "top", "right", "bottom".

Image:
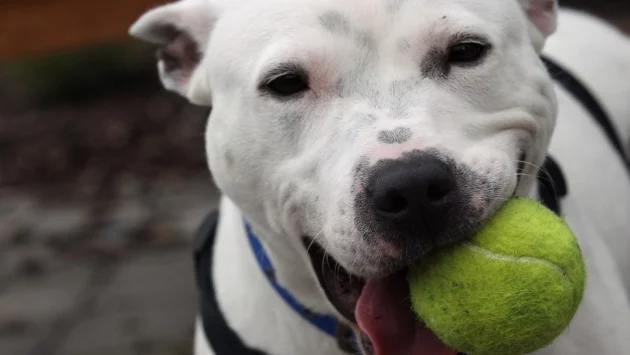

{"left": 355, "top": 272, "right": 458, "bottom": 355}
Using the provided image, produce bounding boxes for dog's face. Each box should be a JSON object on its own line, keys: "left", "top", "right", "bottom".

{"left": 132, "top": 0, "right": 558, "bottom": 353}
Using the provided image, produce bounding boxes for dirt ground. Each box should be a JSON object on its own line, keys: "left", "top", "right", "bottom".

{"left": 0, "top": 5, "right": 628, "bottom": 355}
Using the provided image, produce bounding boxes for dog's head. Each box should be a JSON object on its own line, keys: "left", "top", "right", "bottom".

{"left": 131, "top": 0, "right": 558, "bottom": 353}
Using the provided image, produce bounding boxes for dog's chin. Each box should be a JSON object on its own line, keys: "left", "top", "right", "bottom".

{"left": 304, "top": 239, "right": 462, "bottom": 355}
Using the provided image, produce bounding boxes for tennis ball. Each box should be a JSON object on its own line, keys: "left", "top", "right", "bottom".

{"left": 408, "top": 198, "right": 586, "bottom": 355}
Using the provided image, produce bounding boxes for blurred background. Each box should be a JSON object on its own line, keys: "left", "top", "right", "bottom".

{"left": 0, "top": 1, "right": 628, "bottom": 355}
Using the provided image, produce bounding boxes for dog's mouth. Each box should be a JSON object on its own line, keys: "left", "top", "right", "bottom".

{"left": 305, "top": 240, "right": 460, "bottom": 355}
{"left": 302, "top": 152, "right": 528, "bottom": 354}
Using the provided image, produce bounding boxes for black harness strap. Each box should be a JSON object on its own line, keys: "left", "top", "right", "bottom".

{"left": 193, "top": 212, "right": 268, "bottom": 355}
{"left": 538, "top": 156, "right": 567, "bottom": 216}
{"left": 541, "top": 56, "right": 629, "bottom": 172}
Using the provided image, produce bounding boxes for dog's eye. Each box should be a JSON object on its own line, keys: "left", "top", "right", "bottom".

{"left": 448, "top": 42, "right": 487, "bottom": 63}
{"left": 265, "top": 73, "right": 309, "bottom": 97}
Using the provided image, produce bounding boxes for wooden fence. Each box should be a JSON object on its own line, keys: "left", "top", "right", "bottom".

{"left": 0, "top": 0, "right": 165, "bottom": 59}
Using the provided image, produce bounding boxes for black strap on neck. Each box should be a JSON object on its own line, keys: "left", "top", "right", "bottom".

{"left": 541, "top": 56, "right": 629, "bottom": 172}
{"left": 537, "top": 156, "right": 567, "bottom": 215}
{"left": 538, "top": 54, "right": 630, "bottom": 214}
{"left": 193, "top": 212, "right": 268, "bottom": 355}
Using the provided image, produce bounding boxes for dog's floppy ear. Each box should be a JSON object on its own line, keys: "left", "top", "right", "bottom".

{"left": 129, "top": 0, "right": 219, "bottom": 106}
{"left": 518, "top": 0, "right": 558, "bottom": 51}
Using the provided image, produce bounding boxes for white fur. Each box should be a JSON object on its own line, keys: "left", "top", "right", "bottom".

{"left": 130, "top": 1, "right": 630, "bottom": 354}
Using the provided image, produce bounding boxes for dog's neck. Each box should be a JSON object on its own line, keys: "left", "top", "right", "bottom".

{"left": 211, "top": 196, "right": 348, "bottom": 354}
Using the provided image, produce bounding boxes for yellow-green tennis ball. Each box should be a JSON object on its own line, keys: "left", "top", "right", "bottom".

{"left": 408, "top": 198, "right": 586, "bottom": 355}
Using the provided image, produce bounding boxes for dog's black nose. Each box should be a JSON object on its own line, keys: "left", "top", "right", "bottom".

{"left": 366, "top": 156, "right": 457, "bottom": 235}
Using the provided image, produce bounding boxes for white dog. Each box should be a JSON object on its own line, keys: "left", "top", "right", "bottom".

{"left": 129, "top": 0, "right": 630, "bottom": 354}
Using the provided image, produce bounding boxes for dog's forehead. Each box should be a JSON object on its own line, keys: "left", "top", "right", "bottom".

{"left": 207, "top": 0, "right": 527, "bottom": 96}
{"left": 220, "top": 0, "right": 520, "bottom": 43}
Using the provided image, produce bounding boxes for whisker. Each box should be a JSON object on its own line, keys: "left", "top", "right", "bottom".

{"left": 349, "top": 244, "right": 362, "bottom": 284}
{"left": 321, "top": 252, "right": 332, "bottom": 279}
{"left": 515, "top": 160, "right": 543, "bottom": 170}
{"left": 305, "top": 229, "right": 324, "bottom": 254}
{"left": 334, "top": 254, "right": 341, "bottom": 286}
{"left": 514, "top": 159, "right": 560, "bottom": 201}
{"left": 483, "top": 196, "right": 510, "bottom": 202}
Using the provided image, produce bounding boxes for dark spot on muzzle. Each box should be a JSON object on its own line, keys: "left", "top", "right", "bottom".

{"left": 378, "top": 127, "right": 412, "bottom": 144}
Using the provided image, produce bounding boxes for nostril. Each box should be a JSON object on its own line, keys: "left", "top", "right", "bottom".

{"left": 387, "top": 193, "right": 408, "bottom": 214}
{"left": 374, "top": 190, "right": 409, "bottom": 214}
{"left": 426, "top": 179, "right": 453, "bottom": 202}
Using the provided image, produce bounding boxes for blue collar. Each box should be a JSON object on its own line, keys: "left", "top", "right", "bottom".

{"left": 244, "top": 221, "right": 357, "bottom": 352}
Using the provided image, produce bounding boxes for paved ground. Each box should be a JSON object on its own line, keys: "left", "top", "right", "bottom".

{"left": 0, "top": 178, "right": 219, "bottom": 355}
{"left": 0, "top": 52, "right": 216, "bottom": 355}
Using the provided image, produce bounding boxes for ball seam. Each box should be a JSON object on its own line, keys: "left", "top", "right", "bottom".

{"left": 463, "top": 243, "right": 570, "bottom": 284}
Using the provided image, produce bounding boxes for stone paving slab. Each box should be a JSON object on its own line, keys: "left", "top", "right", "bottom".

{"left": 58, "top": 249, "right": 196, "bottom": 355}
{"left": 58, "top": 306, "right": 194, "bottom": 355}
{"left": 0, "top": 266, "right": 93, "bottom": 355}
{"left": 0, "top": 177, "right": 218, "bottom": 355}
{"left": 60, "top": 342, "right": 192, "bottom": 355}
{"left": 95, "top": 249, "right": 197, "bottom": 315}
